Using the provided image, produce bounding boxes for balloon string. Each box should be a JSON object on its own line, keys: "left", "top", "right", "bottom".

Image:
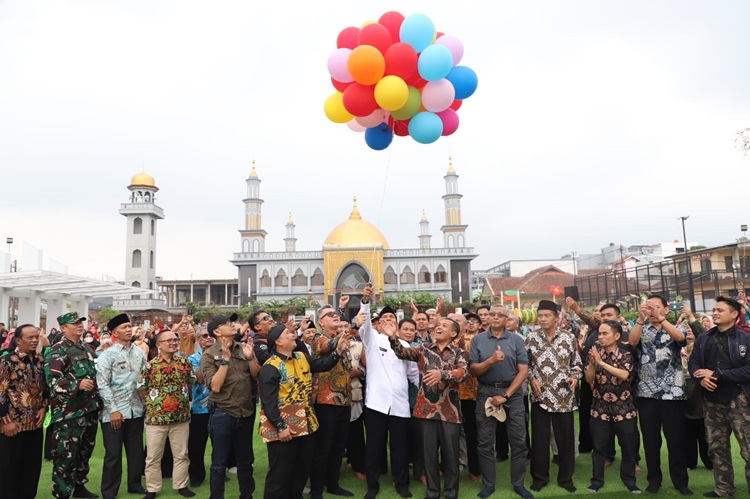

{"left": 369, "top": 137, "right": 394, "bottom": 284}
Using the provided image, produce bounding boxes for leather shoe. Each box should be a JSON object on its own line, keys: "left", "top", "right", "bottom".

{"left": 477, "top": 485, "right": 495, "bottom": 498}
{"left": 142, "top": 494, "right": 156, "bottom": 499}
{"left": 128, "top": 486, "right": 147, "bottom": 494}
{"left": 397, "top": 489, "right": 412, "bottom": 498}
{"left": 73, "top": 484, "right": 99, "bottom": 498}
{"left": 677, "top": 487, "right": 694, "bottom": 496}
{"left": 177, "top": 488, "right": 196, "bottom": 498}
{"left": 327, "top": 487, "right": 354, "bottom": 497}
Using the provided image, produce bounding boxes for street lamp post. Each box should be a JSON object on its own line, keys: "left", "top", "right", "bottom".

{"left": 742, "top": 225, "right": 748, "bottom": 292}
{"left": 678, "top": 217, "right": 696, "bottom": 311}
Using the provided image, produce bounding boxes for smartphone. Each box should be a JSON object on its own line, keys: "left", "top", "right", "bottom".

{"left": 143, "top": 320, "right": 151, "bottom": 330}
{"left": 669, "top": 302, "right": 682, "bottom": 312}
{"left": 564, "top": 286, "right": 580, "bottom": 302}
{"left": 187, "top": 306, "right": 195, "bottom": 316}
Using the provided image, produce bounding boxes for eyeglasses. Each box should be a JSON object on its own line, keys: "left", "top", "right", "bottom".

{"left": 198, "top": 334, "right": 210, "bottom": 339}
{"left": 321, "top": 311, "right": 338, "bottom": 320}
{"left": 261, "top": 315, "right": 273, "bottom": 322}
{"left": 488, "top": 312, "right": 507, "bottom": 318}
{"left": 158, "top": 337, "right": 180, "bottom": 343}
{"left": 468, "top": 319, "right": 480, "bottom": 324}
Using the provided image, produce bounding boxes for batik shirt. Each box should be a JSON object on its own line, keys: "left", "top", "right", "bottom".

{"left": 259, "top": 351, "right": 319, "bottom": 434}
{"left": 138, "top": 355, "right": 195, "bottom": 425}
{"left": 591, "top": 346, "right": 637, "bottom": 422}
{"left": 526, "top": 328, "right": 582, "bottom": 413}
{"left": 0, "top": 348, "right": 49, "bottom": 432}
{"left": 96, "top": 342, "right": 146, "bottom": 422}
{"left": 456, "top": 332, "right": 478, "bottom": 401}
{"left": 44, "top": 337, "right": 102, "bottom": 422}
{"left": 312, "top": 331, "right": 352, "bottom": 406}
{"left": 636, "top": 323, "right": 686, "bottom": 400}
{"left": 389, "top": 338, "right": 468, "bottom": 424}
{"left": 188, "top": 347, "right": 209, "bottom": 415}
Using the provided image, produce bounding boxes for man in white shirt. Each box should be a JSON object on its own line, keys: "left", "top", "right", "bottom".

{"left": 359, "top": 284, "right": 420, "bottom": 499}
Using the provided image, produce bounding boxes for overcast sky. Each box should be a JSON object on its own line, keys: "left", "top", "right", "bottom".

{"left": 1, "top": 1, "right": 749, "bottom": 281}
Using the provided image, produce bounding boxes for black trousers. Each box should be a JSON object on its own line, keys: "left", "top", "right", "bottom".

{"left": 188, "top": 413, "right": 210, "bottom": 485}
{"left": 590, "top": 417, "right": 639, "bottom": 490}
{"left": 0, "top": 428, "right": 43, "bottom": 499}
{"left": 637, "top": 397, "right": 689, "bottom": 489}
{"left": 346, "top": 409, "right": 366, "bottom": 474}
{"left": 684, "top": 417, "right": 712, "bottom": 469}
{"left": 409, "top": 413, "right": 425, "bottom": 480}
{"left": 578, "top": 381, "right": 594, "bottom": 453}
{"left": 264, "top": 434, "right": 315, "bottom": 499}
{"left": 101, "top": 417, "right": 145, "bottom": 497}
{"left": 460, "top": 399, "right": 480, "bottom": 475}
{"left": 364, "top": 407, "right": 410, "bottom": 495}
{"left": 530, "top": 404, "right": 575, "bottom": 488}
{"left": 310, "top": 404, "right": 350, "bottom": 493}
{"left": 421, "top": 419, "right": 461, "bottom": 499}
{"left": 495, "top": 419, "right": 509, "bottom": 459}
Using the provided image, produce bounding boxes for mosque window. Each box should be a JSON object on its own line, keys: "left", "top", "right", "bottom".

{"left": 150, "top": 251, "right": 154, "bottom": 269}
{"left": 384, "top": 266, "right": 397, "bottom": 285}
{"left": 434, "top": 265, "right": 447, "bottom": 283}
{"left": 418, "top": 266, "right": 431, "bottom": 284}
{"left": 132, "top": 249, "right": 142, "bottom": 268}
{"left": 133, "top": 217, "right": 142, "bottom": 234}
{"left": 275, "top": 269, "right": 288, "bottom": 287}
{"left": 311, "top": 268, "right": 324, "bottom": 286}
{"left": 132, "top": 281, "right": 140, "bottom": 288}
{"left": 292, "top": 268, "right": 307, "bottom": 286}
{"left": 151, "top": 219, "right": 155, "bottom": 236}
{"left": 260, "top": 270, "right": 271, "bottom": 287}
{"left": 400, "top": 266, "right": 415, "bottom": 284}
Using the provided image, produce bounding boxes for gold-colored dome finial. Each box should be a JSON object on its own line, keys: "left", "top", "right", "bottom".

{"left": 249, "top": 160, "right": 258, "bottom": 178}
{"left": 287, "top": 211, "right": 294, "bottom": 224}
{"left": 350, "top": 196, "right": 362, "bottom": 220}
{"left": 447, "top": 156, "right": 455, "bottom": 173}
{"left": 130, "top": 171, "right": 156, "bottom": 188}
{"left": 421, "top": 209, "right": 428, "bottom": 222}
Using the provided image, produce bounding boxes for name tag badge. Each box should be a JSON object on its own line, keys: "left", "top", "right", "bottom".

{"left": 740, "top": 345, "right": 747, "bottom": 358}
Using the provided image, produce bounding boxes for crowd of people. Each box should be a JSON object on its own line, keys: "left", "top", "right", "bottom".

{"left": 1, "top": 289, "right": 750, "bottom": 499}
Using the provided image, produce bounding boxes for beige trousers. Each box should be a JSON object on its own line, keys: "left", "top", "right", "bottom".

{"left": 144, "top": 421, "right": 190, "bottom": 492}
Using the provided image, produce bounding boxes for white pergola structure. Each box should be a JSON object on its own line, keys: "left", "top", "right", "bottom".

{"left": 0, "top": 270, "right": 155, "bottom": 334}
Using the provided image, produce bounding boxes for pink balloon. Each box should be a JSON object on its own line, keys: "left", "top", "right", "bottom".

{"left": 355, "top": 109, "right": 389, "bottom": 128}
{"left": 421, "top": 79, "right": 455, "bottom": 112}
{"left": 347, "top": 119, "right": 367, "bottom": 132}
{"left": 328, "top": 48, "right": 353, "bottom": 83}
{"left": 437, "top": 108, "right": 459, "bottom": 135}
{"left": 435, "top": 35, "right": 464, "bottom": 66}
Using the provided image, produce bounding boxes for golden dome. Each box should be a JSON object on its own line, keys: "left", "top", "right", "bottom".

{"left": 249, "top": 160, "right": 258, "bottom": 178}
{"left": 130, "top": 171, "right": 156, "bottom": 188}
{"left": 421, "top": 209, "right": 428, "bottom": 222}
{"left": 447, "top": 155, "right": 455, "bottom": 173}
{"left": 323, "top": 197, "right": 390, "bottom": 250}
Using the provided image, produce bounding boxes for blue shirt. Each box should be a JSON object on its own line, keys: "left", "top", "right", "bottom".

{"left": 636, "top": 323, "right": 686, "bottom": 400}
{"left": 95, "top": 342, "right": 146, "bottom": 422}
{"left": 189, "top": 347, "right": 210, "bottom": 415}
{"left": 469, "top": 329, "right": 528, "bottom": 384}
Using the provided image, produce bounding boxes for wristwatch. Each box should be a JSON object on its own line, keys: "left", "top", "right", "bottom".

{"left": 499, "top": 391, "right": 509, "bottom": 399}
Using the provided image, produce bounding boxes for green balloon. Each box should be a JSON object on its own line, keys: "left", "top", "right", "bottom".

{"left": 390, "top": 86, "right": 422, "bottom": 120}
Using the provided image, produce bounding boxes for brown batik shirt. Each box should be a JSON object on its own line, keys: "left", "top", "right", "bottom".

{"left": 526, "top": 328, "right": 582, "bottom": 413}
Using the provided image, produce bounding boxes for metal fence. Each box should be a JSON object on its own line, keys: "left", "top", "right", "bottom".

{"left": 574, "top": 260, "right": 749, "bottom": 314}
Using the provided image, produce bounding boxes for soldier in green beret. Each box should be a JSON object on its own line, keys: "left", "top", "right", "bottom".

{"left": 44, "top": 312, "right": 102, "bottom": 499}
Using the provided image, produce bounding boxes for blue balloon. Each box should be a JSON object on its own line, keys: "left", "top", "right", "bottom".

{"left": 399, "top": 13, "right": 435, "bottom": 53}
{"left": 445, "top": 66, "right": 478, "bottom": 100}
{"left": 418, "top": 45, "right": 453, "bottom": 82}
{"left": 408, "top": 111, "right": 443, "bottom": 144}
{"left": 365, "top": 122, "right": 393, "bottom": 150}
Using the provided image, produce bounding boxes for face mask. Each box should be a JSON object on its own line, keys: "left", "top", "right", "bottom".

{"left": 84, "top": 337, "right": 94, "bottom": 343}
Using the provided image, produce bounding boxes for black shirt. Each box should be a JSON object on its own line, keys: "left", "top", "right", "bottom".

{"left": 704, "top": 329, "right": 741, "bottom": 404}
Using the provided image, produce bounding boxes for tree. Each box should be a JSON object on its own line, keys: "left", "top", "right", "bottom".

{"left": 737, "top": 127, "right": 750, "bottom": 154}
{"left": 95, "top": 307, "right": 124, "bottom": 325}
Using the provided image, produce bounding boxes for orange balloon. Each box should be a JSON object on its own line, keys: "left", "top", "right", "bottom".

{"left": 348, "top": 45, "right": 386, "bottom": 86}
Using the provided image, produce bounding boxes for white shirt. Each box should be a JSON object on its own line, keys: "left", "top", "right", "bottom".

{"left": 359, "top": 303, "right": 420, "bottom": 418}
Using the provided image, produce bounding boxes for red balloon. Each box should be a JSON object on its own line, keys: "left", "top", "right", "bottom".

{"left": 406, "top": 73, "right": 428, "bottom": 88}
{"left": 449, "top": 99, "right": 463, "bottom": 111}
{"left": 331, "top": 77, "right": 352, "bottom": 93}
{"left": 378, "top": 11, "right": 405, "bottom": 43}
{"left": 342, "top": 83, "right": 378, "bottom": 117}
{"left": 436, "top": 31, "right": 445, "bottom": 39}
{"left": 357, "top": 23, "right": 392, "bottom": 55}
{"left": 384, "top": 42, "right": 417, "bottom": 80}
{"left": 337, "top": 26, "right": 360, "bottom": 49}
{"left": 393, "top": 119, "right": 410, "bottom": 136}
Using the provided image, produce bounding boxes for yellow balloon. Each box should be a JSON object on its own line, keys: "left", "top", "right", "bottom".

{"left": 374, "top": 75, "right": 408, "bottom": 111}
{"left": 324, "top": 91, "right": 353, "bottom": 124}
{"left": 361, "top": 19, "right": 376, "bottom": 28}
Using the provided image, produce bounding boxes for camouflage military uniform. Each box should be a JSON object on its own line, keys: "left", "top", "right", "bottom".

{"left": 44, "top": 336, "right": 102, "bottom": 498}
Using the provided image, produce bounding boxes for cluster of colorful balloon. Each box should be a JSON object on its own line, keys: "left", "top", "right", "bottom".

{"left": 323, "top": 11, "right": 478, "bottom": 150}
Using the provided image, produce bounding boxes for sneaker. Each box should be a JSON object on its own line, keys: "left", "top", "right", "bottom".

{"left": 586, "top": 485, "right": 601, "bottom": 493}
{"left": 228, "top": 466, "right": 238, "bottom": 474}
{"left": 514, "top": 486, "right": 534, "bottom": 499}
{"left": 477, "top": 485, "right": 495, "bottom": 498}
{"left": 628, "top": 485, "right": 642, "bottom": 494}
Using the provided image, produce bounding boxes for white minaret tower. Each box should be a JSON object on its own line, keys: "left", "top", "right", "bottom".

{"left": 440, "top": 156, "right": 468, "bottom": 248}
{"left": 120, "top": 172, "right": 164, "bottom": 293}
{"left": 419, "top": 209, "right": 431, "bottom": 249}
{"left": 240, "top": 160, "right": 267, "bottom": 253}
{"left": 285, "top": 211, "right": 297, "bottom": 252}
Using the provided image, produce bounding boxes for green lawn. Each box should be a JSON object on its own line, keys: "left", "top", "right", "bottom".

{"left": 37, "top": 419, "right": 742, "bottom": 499}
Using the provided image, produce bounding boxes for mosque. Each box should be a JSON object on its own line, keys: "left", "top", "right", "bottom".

{"left": 142, "top": 159, "right": 477, "bottom": 314}
{"left": 231, "top": 159, "right": 477, "bottom": 312}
